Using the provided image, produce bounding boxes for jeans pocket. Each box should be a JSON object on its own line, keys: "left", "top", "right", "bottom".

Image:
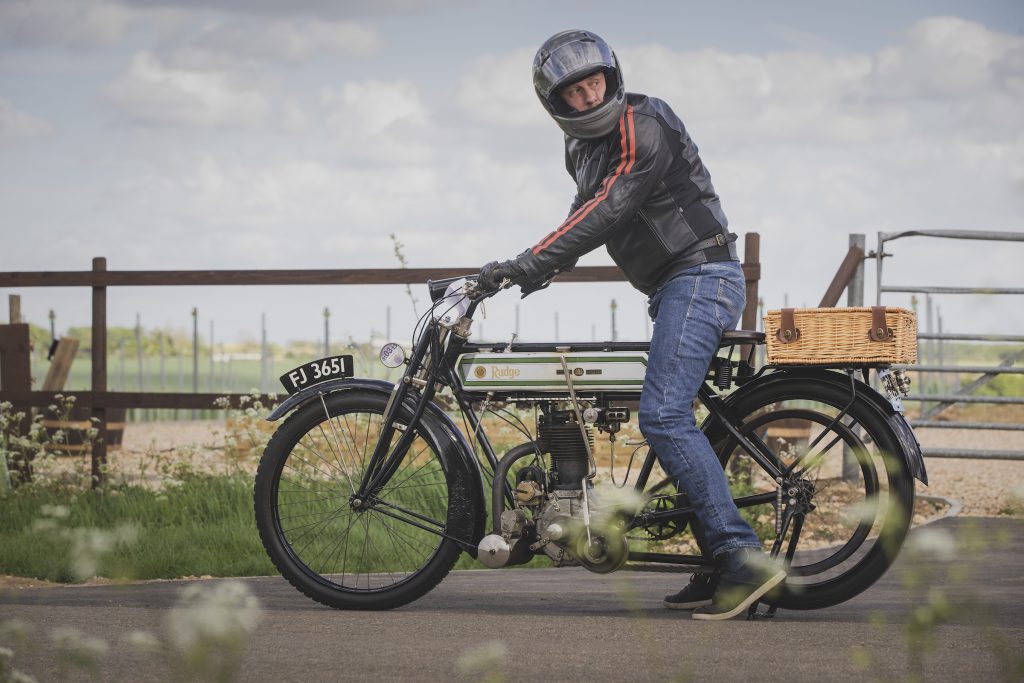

{"left": 715, "top": 277, "right": 745, "bottom": 328}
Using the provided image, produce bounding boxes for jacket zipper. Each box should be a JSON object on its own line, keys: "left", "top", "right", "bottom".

{"left": 636, "top": 209, "right": 673, "bottom": 255}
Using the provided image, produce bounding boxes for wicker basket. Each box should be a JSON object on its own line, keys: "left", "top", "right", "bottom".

{"left": 764, "top": 306, "right": 917, "bottom": 365}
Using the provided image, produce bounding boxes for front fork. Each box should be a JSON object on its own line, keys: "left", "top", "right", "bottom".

{"left": 356, "top": 325, "right": 442, "bottom": 500}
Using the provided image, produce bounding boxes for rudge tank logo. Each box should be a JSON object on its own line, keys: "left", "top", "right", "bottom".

{"left": 472, "top": 365, "right": 521, "bottom": 379}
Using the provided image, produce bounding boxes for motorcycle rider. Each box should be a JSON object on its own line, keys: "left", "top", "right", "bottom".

{"left": 477, "top": 29, "right": 784, "bottom": 620}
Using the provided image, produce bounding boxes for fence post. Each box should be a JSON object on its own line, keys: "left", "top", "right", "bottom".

{"left": 819, "top": 242, "right": 866, "bottom": 308}
{"left": 0, "top": 312, "right": 33, "bottom": 485}
{"left": 91, "top": 257, "right": 108, "bottom": 488}
{"left": 8, "top": 295, "right": 21, "bottom": 325}
{"left": 191, "top": 307, "right": 198, "bottom": 419}
{"left": 610, "top": 299, "right": 618, "bottom": 341}
{"left": 846, "top": 234, "right": 865, "bottom": 308}
{"left": 843, "top": 234, "right": 866, "bottom": 481}
{"left": 741, "top": 233, "right": 760, "bottom": 332}
{"left": 260, "top": 313, "right": 268, "bottom": 393}
{"left": 208, "top": 320, "right": 214, "bottom": 399}
{"left": 323, "top": 307, "right": 330, "bottom": 356}
{"left": 740, "top": 233, "right": 761, "bottom": 362}
{"left": 135, "top": 313, "right": 144, "bottom": 421}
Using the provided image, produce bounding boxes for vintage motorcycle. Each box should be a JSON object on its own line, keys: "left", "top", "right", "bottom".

{"left": 254, "top": 276, "right": 925, "bottom": 616}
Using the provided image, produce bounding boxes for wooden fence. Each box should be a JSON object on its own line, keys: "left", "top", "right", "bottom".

{"left": 0, "top": 234, "right": 762, "bottom": 485}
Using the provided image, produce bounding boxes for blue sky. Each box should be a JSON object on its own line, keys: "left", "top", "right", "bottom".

{"left": 2, "top": 0, "right": 1022, "bottom": 348}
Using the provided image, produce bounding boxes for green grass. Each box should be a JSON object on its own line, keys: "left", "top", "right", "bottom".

{"left": 0, "top": 476, "right": 277, "bottom": 582}
{"left": 0, "top": 472, "right": 550, "bottom": 583}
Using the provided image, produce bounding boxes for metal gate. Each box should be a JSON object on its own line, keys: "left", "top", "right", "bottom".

{"left": 872, "top": 230, "right": 1024, "bottom": 461}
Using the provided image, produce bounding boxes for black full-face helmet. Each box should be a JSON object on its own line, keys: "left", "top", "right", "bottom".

{"left": 532, "top": 30, "right": 626, "bottom": 140}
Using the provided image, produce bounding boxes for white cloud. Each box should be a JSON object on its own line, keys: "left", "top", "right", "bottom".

{"left": 455, "top": 47, "right": 548, "bottom": 127}
{"left": 321, "top": 80, "right": 436, "bottom": 162}
{"left": 0, "top": 0, "right": 137, "bottom": 48}
{"left": 872, "top": 16, "right": 1024, "bottom": 99}
{"left": 169, "top": 18, "right": 380, "bottom": 70}
{"left": 0, "top": 0, "right": 456, "bottom": 51}
{"left": 4, "top": 12, "right": 1022, "bottom": 341}
{"left": 120, "top": 0, "right": 462, "bottom": 17}
{"left": 605, "top": 18, "right": 1024, "bottom": 331}
{"left": 620, "top": 16, "right": 1023, "bottom": 149}
{"left": 0, "top": 98, "right": 54, "bottom": 140}
{"left": 104, "top": 51, "right": 271, "bottom": 127}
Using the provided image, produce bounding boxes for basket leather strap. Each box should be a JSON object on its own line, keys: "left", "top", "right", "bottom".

{"left": 776, "top": 308, "right": 800, "bottom": 344}
{"left": 869, "top": 306, "right": 894, "bottom": 342}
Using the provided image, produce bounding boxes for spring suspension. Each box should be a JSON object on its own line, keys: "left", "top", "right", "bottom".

{"left": 713, "top": 356, "right": 734, "bottom": 390}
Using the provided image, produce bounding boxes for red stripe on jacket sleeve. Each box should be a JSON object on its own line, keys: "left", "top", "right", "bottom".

{"left": 532, "top": 105, "right": 636, "bottom": 255}
{"left": 623, "top": 109, "right": 637, "bottom": 174}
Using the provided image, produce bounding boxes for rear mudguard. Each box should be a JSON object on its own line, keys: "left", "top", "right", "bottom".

{"left": 712, "top": 367, "right": 928, "bottom": 486}
{"left": 267, "top": 377, "right": 488, "bottom": 555}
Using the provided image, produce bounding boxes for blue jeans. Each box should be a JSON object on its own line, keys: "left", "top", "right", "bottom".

{"left": 638, "top": 261, "right": 762, "bottom": 560}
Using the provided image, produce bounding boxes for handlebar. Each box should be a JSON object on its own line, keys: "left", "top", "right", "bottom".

{"left": 426, "top": 272, "right": 552, "bottom": 305}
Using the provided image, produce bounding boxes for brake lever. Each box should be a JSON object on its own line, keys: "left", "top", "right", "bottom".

{"left": 519, "top": 278, "right": 552, "bottom": 299}
{"left": 466, "top": 277, "right": 511, "bottom": 301}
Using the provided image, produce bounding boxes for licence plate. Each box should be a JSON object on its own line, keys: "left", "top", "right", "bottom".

{"left": 279, "top": 355, "right": 354, "bottom": 394}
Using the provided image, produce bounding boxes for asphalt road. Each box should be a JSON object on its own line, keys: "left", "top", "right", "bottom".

{"left": 2, "top": 517, "right": 1022, "bottom": 682}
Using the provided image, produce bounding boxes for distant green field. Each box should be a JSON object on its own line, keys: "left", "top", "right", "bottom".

{"left": 26, "top": 341, "right": 401, "bottom": 421}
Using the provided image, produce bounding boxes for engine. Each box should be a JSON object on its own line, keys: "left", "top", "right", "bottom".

{"left": 476, "top": 402, "right": 629, "bottom": 574}
{"left": 538, "top": 408, "right": 593, "bottom": 490}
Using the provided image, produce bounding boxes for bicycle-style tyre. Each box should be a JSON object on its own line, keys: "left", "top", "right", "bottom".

{"left": 706, "top": 374, "right": 915, "bottom": 610}
{"left": 254, "top": 390, "right": 469, "bottom": 610}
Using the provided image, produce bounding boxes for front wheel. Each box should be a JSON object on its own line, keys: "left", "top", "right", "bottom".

{"left": 254, "top": 390, "right": 469, "bottom": 609}
{"left": 707, "top": 374, "right": 915, "bottom": 610}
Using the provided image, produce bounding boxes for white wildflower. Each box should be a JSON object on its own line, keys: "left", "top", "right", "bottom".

{"left": 456, "top": 640, "right": 508, "bottom": 675}
{"left": 40, "top": 504, "right": 70, "bottom": 519}
{"left": 1010, "top": 483, "right": 1024, "bottom": 503}
{"left": 166, "top": 581, "right": 261, "bottom": 655}
{"left": 906, "top": 527, "right": 957, "bottom": 561}
{"left": 0, "top": 619, "right": 34, "bottom": 642}
{"left": 124, "top": 630, "right": 162, "bottom": 654}
{"left": 51, "top": 627, "right": 109, "bottom": 671}
{"left": 67, "top": 524, "right": 138, "bottom": 581}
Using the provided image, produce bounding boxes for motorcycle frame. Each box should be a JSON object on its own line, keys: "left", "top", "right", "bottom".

{"left": 271, "top": 293, "right": 925, "bottom": 570}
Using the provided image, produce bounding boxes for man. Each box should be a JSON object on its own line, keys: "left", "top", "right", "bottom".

{"left": 477, "top": 29, "right": 784, "bottom": 620}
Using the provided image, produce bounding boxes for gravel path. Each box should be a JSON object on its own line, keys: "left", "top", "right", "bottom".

{"left": 912, "top": 426, "right": 1023, "bottom": 516}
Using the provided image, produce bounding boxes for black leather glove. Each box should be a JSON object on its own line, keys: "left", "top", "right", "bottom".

{"left": 477, "top": 259, "right": 527, "bottom": 291}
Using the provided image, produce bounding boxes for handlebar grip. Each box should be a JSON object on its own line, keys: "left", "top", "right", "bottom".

{"left": 427, "top": 275, "right": 478, "bottom": 302}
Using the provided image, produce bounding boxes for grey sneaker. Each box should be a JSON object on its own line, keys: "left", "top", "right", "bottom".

{"left": 663, "top": 572, "right": 718, "bottom": 610}
{"left": 692, "top": 549, "right": 785, "bottom": 621}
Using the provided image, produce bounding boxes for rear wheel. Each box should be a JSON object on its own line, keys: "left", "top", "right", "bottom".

{"left": 254, "top": 390, "right": 468, "bottom": 610}
{"left": 707, "top": 375, "right": 915, "bottom": 610}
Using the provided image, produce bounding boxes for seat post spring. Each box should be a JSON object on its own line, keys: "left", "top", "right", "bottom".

{"left": 714, "top": 356, "right": 733, "bottom": 390}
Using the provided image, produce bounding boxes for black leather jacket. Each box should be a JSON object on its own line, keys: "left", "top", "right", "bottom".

{"left": 517, "top": 93, "right": 737, "bottom": 296}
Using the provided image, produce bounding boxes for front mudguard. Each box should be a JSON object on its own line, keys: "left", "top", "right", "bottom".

{"left": 267, "top": 377, "right": 489, "bottom": 555}
{"left": 712, "top": 367, "right": 928, "bottom": 486}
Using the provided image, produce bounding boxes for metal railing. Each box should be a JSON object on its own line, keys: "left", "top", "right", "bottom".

{"left": 873, "top": 229, "right": 1024, "bottom": 460}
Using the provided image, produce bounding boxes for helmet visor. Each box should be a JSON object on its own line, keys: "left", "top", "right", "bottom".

{"left": 534, "top": 38, "right": 616, "bottom": 98}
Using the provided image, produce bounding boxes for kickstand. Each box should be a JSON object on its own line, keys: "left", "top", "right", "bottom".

{"left": 747, "top": 506, "right": 802, "bottom": 621}
{"left": 747, "top": 511, "right": 806, "bottom": 621}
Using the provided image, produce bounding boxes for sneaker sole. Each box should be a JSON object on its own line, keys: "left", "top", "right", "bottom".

{"left": 663, "top": 598, "right": 713, "bottom": 610}
{"left": 691, "top": 570, "right": 786, "bottom": 621}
